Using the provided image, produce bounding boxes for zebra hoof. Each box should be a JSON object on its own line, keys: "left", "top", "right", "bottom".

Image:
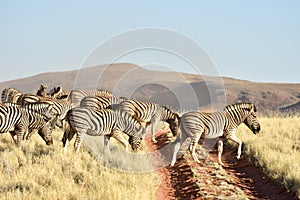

{"left": 152, "top": 138, "right": 157, "bottom": 143}
{"left": 46, "top": 140, "right": 53, "bottom": 145}
{"left": 218, "top": 161, "right": 225, "bottom": 166}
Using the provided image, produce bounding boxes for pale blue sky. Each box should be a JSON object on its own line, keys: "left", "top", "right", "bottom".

{"left": 0, "top": 1, "right": 299, "bottom": 83}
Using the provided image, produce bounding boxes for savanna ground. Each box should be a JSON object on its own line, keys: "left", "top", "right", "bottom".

{"left": 0, "top": 115, "right": 299, "bottom": 199}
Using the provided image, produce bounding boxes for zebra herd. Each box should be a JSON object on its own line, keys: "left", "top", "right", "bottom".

{"left": 0, "top": 85, "right": 261, "bottom": 167}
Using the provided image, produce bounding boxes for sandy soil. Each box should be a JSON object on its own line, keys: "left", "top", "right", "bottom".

{"left": 146, "top": 132, "right": 298, "bottom": 200}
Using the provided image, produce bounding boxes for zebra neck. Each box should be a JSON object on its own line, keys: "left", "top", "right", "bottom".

{"left": 123, "top": 120, "right": 139, "bottom": 136}
{"left": 160, "top": 106, "right": 172, "bottom": 121}
{"left": 118, "top": 112, "right": 139, "bottom": 136}
{"left": 226, "top": 110, "right": 247, "bottom": 126}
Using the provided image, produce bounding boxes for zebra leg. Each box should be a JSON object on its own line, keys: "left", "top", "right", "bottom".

{"left": 15, "top": 127, "right": 26, "bottom": 146}
{"left": 103, "top": 135, "right": 111, "bottom": 150}
{"left": 171, "top": 128, "right": 188, "bottom": 166}
{"left": 228, "top": 133, "right": 243, "bottom": 159}
{"left": 151, "top": 117, "right": 160, "bottom": 143}
{"left": 189, "top": 132, "right": 202, "bottom": 163}
{"left": 38, "top": 125, "right": 53, "bottom": 146}
{"left": 74, "top": 130, "right": 85, "bottom": 153}
{"left": 63, "top": 138, "right": 69, "bottom": 154}
{"left": 9, "top": 131, "right": 17, "bottom": 143}
{"left": 111, "top": 130, "right": 129, "bottom": 151}
{"left": 26, "top": 129, "right": 38, "bottom": 141}
{"left": 171, "top": 141, "right": 181, "bottom": 166}
{"left": 144, "top": 121, "right": 151, "bottom": 136}
{"left": 217, "top": 139, "right": 224, "bottom": 166}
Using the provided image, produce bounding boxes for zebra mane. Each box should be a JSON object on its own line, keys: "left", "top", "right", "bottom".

{"left": 224, "top": 103, "right": 256, "bottom": 112}
{"left": 161, "top": 105, "right": 173, "bottom": 115}
{"left": 160, "top": 105, "right": 179, "bottom": 119}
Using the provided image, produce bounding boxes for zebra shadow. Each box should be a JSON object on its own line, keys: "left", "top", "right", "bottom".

{"left": 168, "top": 157, "right": 201, "bottom": 200}
{"left": 150, "top": 132, "right": 201, "bottom": 199}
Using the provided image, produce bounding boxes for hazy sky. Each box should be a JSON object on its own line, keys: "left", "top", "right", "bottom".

{"left": 1, "top": 1, "right": 299, "bottom": 83}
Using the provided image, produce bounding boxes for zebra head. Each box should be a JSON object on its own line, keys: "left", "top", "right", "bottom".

{"left": 38, "top": 119, "right": 55, "bottom": 145}
{"left": 128, "top": 135, "right": 143, "bottom": 151}
{"left": 119, "top": 110, "right": 144, "bottom": 151}
{"left": 129, "top": 121, "right": 144, "bottom": 151}
{"left": 47, "top": 86, "right": 62, "bottom": 98}
{"left": 243, "top": 104, "right": 261, "bottom": 134}
{"left": 36, "top": 84, "right": 48, "bottom": 97}
{"left": 37, "top": 104, "right": 58, "bottom": 123}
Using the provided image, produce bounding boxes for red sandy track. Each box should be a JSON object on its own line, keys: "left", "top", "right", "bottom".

{"left": 211, "top": 147, "right": 298, "bottom": 200}
{"left": 146, "top": 131, "right": 298, "bottom": 200}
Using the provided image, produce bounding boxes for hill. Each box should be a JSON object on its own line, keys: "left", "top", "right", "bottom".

{"left": 0, "top": 63, "right": 299, "bottom": 113}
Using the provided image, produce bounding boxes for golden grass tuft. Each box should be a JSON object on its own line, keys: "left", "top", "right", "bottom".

{"left": 0, "top": 130, "right": 159, "bottom": 200}
{"left": 237, "top": 116, "right": 300, "bottom": 198}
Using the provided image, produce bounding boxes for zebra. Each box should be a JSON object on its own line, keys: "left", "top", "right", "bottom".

{"left": 17, "top": 94, "right": 72, "bottom": 129}
{"left": 62, "top": 107, "right": 144, "bottom": 153}
{"left": 0, "top": 103, "right": 57, "bottom": 145}
{"left": 36, "top": 84, "right": 48, "bottom": 97}
{"left": 170, "top": 102, "right": 261, "bottom": 166}
{"left": 80, "top": 95, "right": 127, "bottom": 110}
{"left": 17, "top": 94, "right": 73, "bottom": 129}
{"left": 69, "top": 88, "right": 114, "bottom": 106}
{"left": 117, "top": 100, "right": 180, "bottom": 143}
{"left": 1, "top": 88, "right": 22, "bottom": 103}
{"left": 3, "top": 102, "right": 57, "bottom": 141}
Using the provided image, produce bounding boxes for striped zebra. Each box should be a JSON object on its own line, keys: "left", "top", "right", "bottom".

{"left": 0, "top": 103, "right": 57, "bottom": 145}
{"left": 1, "top": 88, "right": 22, "bottom": 103}
{"left": 80, "top": 95, "right": 127, "bottom": 110}
{"left": 62, "top": 107, "right": 144, "bottom": 153}
{"left": 170, "top": 103, "right": 261, "bottom": 166}
{"left": 17, "top": 94, "right": 72, "bottom": 128}
{"left": 69, "top": 88, "right": 114, "bottom": 106}
{"left": 117, "top": 100, "right": 180, "bottom": 143}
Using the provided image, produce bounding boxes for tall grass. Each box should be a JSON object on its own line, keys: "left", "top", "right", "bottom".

{"left": 0, "top": 130, "right": 159, "bottom": 200}
{"left": 237, "top": 116, "right": 300, "bottom": 198}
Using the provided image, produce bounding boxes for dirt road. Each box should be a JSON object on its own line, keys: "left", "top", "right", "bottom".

{"left": 148, "top": 132, "right": 298, "bottom": 200}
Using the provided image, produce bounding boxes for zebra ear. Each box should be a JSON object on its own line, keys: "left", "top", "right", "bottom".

{"left": 174, "top": 113, "right": 181, "bottom": 122}
{"left": 250, "top": 104, "right": 256, "bottom": 113}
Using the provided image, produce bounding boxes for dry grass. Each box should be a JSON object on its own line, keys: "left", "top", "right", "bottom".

{"left": 237, "top": 115, "right": 300, "bottom": 198}
{"left": 0, "top": 130, "right": 159, "bottom": 200}
{"left": 2, "top": 115, "right": 300, "bottom": 199}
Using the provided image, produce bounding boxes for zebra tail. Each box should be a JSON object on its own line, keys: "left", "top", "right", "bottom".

{"left": 172, "top": 126, "right": 183, "bottom": 145}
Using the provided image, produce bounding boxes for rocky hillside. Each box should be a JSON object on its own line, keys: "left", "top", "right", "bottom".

{"left": 1, "top": 63, "right": 299, "bottom": 113}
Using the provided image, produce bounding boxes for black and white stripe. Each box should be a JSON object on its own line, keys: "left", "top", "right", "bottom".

{"left": 117, "top": 100, "right": 180, "bottom": 143}
{"left": 62, "top": 107, "right": 144, "bottom": 153}
{"left": 1, "top": 88, "right": 22, "bottom": 103}
{"left": 69, "top": 89, "right": 114, "bottom": 106}
{"left": 171, "top": 102, "right": 261, "bottom": 166}
{"left": 0, "top": 103, "right": 57, "bottom": 145}
{"left": 17, "top": 94, "right": 72, "bottom": 128}
{"left": 80, "top": 95, "right": 127, "bottom": 110}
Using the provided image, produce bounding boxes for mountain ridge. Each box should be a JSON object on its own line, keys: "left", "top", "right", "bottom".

{"left": 1, "top": 63, "right": 299, "bottom": 113}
